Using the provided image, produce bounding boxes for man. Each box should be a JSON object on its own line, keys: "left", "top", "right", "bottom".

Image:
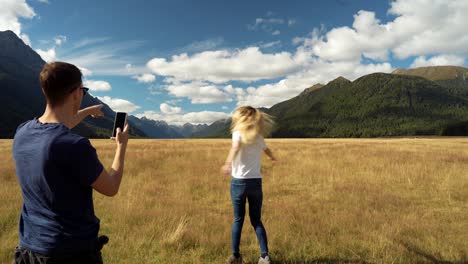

{"left": 12, "top": 61, "right": 129, "bottom": 263}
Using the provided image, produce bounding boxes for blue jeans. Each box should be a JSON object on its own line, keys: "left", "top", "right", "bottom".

{"left": 230, "top": 178, "right": 268, "bottom": 255}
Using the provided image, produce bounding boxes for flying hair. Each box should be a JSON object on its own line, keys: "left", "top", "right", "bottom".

{"left": 230, "top": 106, "right": 274, "bottom": 144}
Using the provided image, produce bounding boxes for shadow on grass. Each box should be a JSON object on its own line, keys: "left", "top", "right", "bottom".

{"left": 246, "top": 257, "right": 369, "bottom": 264}
{"left": 270, "top": 258, "right": 369, "bottom": 264}
{"left": 398, "top": 240, "right": 468, "bottom": 264}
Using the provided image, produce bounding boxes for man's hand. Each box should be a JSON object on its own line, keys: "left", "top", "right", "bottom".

{"left": 70, "top": 104, "right": 105, "bottom": 129}
{"left": 112, "top": 123, "right": 129, "bottom": 147}
{"left": 86, "top": 104, "right": 104, "bottom": 118}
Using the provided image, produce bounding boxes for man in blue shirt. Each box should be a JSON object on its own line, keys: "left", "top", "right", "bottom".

{"left": 12, "top": 61, "right": 129, "bottom": 264}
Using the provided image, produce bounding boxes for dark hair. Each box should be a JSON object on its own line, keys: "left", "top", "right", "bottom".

{"left": 39, "top": 61, "right": 83, "bottom": 106}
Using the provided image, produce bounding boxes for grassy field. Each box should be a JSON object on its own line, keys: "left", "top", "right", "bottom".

{"left": 0, "top": 138, "right": 467, "bottom": 263}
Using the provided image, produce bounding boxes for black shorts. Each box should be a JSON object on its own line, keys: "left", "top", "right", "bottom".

{"left": 13, "top": 236, "right": 108, "bottom": 264}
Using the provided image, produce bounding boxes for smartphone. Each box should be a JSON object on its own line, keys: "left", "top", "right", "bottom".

{"left": 112, "top": 112, "right": 127, "bottom": 138}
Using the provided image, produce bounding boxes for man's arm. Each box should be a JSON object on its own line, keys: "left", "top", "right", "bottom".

{"left": 92, "top": 124, "right": 129, "bottom": 196}
{"left": 70, "top": 104, "right": 104, "bottom": 129}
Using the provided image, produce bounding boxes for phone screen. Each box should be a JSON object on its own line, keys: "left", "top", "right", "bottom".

{"left": 112, "top": 112, "right": 127, "bottom": 137}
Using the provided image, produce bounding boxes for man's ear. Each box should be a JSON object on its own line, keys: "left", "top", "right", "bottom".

{"left": 72, "top": 87, "right": 81, "bottom": 101}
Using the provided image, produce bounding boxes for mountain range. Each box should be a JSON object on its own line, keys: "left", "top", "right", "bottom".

{"left": 0, "top": 30, "right": 203, "bottom": 139}
{"left": 202, "top": 66, "right": 468, "bottom": 138}
{"left": 2, "top": 29, "right": 468, "bottom": 138}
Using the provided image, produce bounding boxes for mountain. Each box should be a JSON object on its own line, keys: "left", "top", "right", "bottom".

{"left": 127, "top": 116, "right": 185, "bottom": 138}
{"left": 202, "top": 67, "right": 468, "bottom": 138}
{"left": 269, "top": 72, "right": 468, "bottom": 137}
{"left": 392, "top": 66, "right": 468, "bottom": 81}
{"left": 192, "top": 118, "right": 231, "bottom": 138}
{"left": 0, "top": 30, "right": 148, "bottom": 138}
{"left": 299, "top": 83, "right": 325, "bottom": 95}
{"left": 393, "top": 66, "right": 468, "bottom": 96}
{"left": 170, "top": 123, "right": 209, "bottom": 138}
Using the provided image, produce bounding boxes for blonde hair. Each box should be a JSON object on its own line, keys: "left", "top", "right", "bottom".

{"left": 231, "top": 106, "right": 274, "bottom": 144}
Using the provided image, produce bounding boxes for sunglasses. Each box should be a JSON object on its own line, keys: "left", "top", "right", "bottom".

{"left": 80, "top": 87, "right": 89, "bottom": 95}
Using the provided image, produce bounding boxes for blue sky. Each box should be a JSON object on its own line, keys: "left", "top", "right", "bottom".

{"left": 2, "top": 0, "right": 467, "bottom": 125}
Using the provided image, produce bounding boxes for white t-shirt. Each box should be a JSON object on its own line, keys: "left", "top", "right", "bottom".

{"left": 231, "top": 130, "right": 267, "bottom": 179}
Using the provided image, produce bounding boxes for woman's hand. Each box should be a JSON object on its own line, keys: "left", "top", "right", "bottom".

{"left": 221, "top": 163, "right": 232, "bottom": 176}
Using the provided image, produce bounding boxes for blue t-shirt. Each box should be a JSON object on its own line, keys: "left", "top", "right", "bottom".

{"left": 12, "top": 118, "right": 104, "bottom": 255}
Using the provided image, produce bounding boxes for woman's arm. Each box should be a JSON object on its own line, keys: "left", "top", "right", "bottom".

{"left": 264, "top": 147, "right": 277, "bottom": 162}
{"left": 221, "top": 140, "right": 240, "bottom": 176}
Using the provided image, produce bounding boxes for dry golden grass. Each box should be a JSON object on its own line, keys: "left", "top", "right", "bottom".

{"left": 1, "top": 138, "right": 467, "bottom": 263}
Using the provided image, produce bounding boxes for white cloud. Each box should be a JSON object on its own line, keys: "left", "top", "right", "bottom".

{"left": 247, "top": 14, "right": 288, "bottom": 35}
{"left": 37, "top": 0, "right": 49, "bottom": 4}
{"left": 160, "top": 103, "right": 181, "bottom": 115}
{"left": 310, "top": 0, "right": 468, "bottom": 61}
{"left": 54, "top": 35, "right": 67, "bottom": 45}
{"left": 147, "top": 47, "right": 309, "bottom": 83}
{"left": 20, "top": 33, "right": 31, "bottom": 46}
{"left": 164, "top": 81, "right": 233, "bottom": 104}
{"left": 260, "top": 41, "right": 281, "bottom": 49}
{"left": 97, "top": 96, "right": 140, "bottom": 113}
{"left": 248, "top": 17, "right": 285, "bottom": 31}
{"left": 288, "top": 19, "right": 296, "bottom": 26}
{"left": 79, "top": 67, "right": 93, "bottom": 77}
{"left": 35, "top": 36, "right": 67, "bottom": 62}
{"left": 136, "top": 110, "right": 229, "bottom": 125}
{"left": 84, "top": 80, "right": 112, "bottom": 92}
{"left": 410, "top": 54, "right": 466, "bottom": 68}
{"left": 133, "top": 73, "right": 156, "bottom": 83}
{"left": 0, "top": 0, "right": 36, "bottom": 46}
{"left": 36, "top": 47, "right": 56, "bottom": 62}
{"left": 177, "top": 37, "right": 224, "bottom": 53}
{"left": 61, "top": 40, "right": 147, "bottom": 76}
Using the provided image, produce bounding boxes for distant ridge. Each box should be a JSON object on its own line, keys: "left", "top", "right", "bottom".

{"left": 392, "top": 66, "right": 468, "bottom": 81}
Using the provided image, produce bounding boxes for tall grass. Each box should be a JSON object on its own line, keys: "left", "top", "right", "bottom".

{"left": 1, "top": 138, "right": 467, "bottom": 263}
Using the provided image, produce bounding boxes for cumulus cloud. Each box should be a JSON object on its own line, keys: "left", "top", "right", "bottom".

{"left": 164, "top": 81, "right": 233, "bottom": 104}
{"left": 0, "top": 0, "right": 36, "bottom": 46}
{"left": 84, "top": 80, "right": 112, "bottom": 92}
{"left": 160, "top": 103, "right": 181, "bottom": 114}
{"left": 147, "top": 47, "right": 309, "bottom": 83}
{"left": 311, "top": 0, "right": 468, "bottom": 61}
{"left": 36, "top": 47, "right": 57, "bottom": 62}
{"left": 410, "top": 54, "right": 466, "bottom": 68}
{"left": 133, "top": 73, "right": 156, "bottom": 83}
{"left": 79, "top": 67, "right": 93, "bottom": 77}
{"left": 97, "top": 96, "right": 140, "bottom": 113}
{"left": 135, "top": 110, "right": 229, "bottom": 125}
{"left": 20, "top": 33, "right": 31, "bottom": 46}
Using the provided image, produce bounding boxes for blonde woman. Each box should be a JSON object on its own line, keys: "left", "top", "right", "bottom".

{"left": 221, "top": 106, "right": 277, "bottom": 264}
